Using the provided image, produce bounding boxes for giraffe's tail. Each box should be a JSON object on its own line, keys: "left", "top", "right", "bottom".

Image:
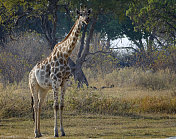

{"left": 31, "top": 96, "right": 35, "bottom": 122}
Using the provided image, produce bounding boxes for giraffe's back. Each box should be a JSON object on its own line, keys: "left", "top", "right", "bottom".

{"left": 32, "top": 58, "right": 71, "bottom": 90}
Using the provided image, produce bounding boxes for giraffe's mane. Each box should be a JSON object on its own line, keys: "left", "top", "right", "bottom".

{"left": 56, "top": 18, "right": 79, "bottom": 46}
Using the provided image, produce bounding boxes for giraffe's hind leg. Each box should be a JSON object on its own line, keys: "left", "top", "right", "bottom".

{"left": 29, "top": 72, "right": 42, "bottom": 138}
{"left": 60, "top": 80, "right": 66, "bottom": 136}
{"left": 30, "top": 85, "right": 42, "bottom": 137}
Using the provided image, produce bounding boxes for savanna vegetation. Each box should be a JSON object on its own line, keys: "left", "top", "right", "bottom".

{"left": 0, "top": 0, "right": 176, "bottom": 138}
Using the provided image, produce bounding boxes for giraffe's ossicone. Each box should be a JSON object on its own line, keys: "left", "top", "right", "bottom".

{"left": 29, "top": 7, "right": 91, "bottom": 138}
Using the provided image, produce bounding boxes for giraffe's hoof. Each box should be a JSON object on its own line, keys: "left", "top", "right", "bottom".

{"left": 61, "top": 132, "right": 65, "bottom": 136}
{"left": 35, "top": 133, "right": 42, "bottom": 138}
{"left": 54, "top": 133, "right": 59, "bottom": 137}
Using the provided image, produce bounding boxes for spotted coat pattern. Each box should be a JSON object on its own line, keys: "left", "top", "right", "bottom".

{"left": 28, "top": 8, "right": 91, "bottom": 137}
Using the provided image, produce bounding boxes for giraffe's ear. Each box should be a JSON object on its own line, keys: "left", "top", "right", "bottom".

{"left": 76, "top": 9, "right": 80, "bottom": 15}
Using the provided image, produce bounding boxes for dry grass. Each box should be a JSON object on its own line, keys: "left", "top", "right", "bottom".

{"left": 1, "top": 68, "right": 176, "bottom": 138}
{"left": 1, "top": 68, "right": 176, "bottom": 118}
{"left": 89, "top": 68, "right": 176, "bottom": 90}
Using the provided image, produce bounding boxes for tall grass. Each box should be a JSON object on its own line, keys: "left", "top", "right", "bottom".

{"left": 0, "top": 83, "right": 31, "bottom": 118}
{"left": 1, "top": 68, "right": 176, "bottom": 119}
{"left": 99, "top": 68, "right": 176, "bottom": 90}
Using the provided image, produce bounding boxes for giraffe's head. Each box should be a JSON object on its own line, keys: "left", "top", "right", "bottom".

{"left": 77, "top": 7, "right": 91, "bottom": 25}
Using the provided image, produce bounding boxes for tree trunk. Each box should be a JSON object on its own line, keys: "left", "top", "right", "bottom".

{"left": 74, "top": 17, "right": 97, "bottom": 87}
{"left": 106, "top": 37, "right": 110, "bottom": 50}
{"left": 68, "top": 58, "right": 88, "bottom": 87}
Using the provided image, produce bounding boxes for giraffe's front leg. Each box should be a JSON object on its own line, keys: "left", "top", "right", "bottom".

{"left": 53, "top": 87, "right": 59, "bottom": 137}
{"left": 60, "top": 80, "right": 66, "bottom": 136}
{"left": 33, "top": 95, "right": 42, "bottom": 138}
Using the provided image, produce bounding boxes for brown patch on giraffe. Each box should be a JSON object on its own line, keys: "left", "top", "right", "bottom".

{"left": 56, "top": 51, "right": 60, "bottom": 58}
{"left": 73, "top": 37, "right": 76, "bottom": 42}
{"left": 42, "top": 59, "right": 46, "bottom": 64}
{"left": 66, "top": 67, "right": 70, "bottom": 71}
{"left": 48, "top": 56, "right": 52, "bottom": 62}
{"left": 56, "top": 72, "right": 62, "bottom": 78}
{"left": 51, "top": 62, "right": 54, "bottom": 67}
{"left": 41, "top": 65, "right": 45, "bottom": 70}
{"left": 55, "top": 61, "right": 59, "bottom": 67}
{"left": 65, "top": 71, "right": 70, "bottom": 78}
{"left": 64, "top": 53, "right": 69, "bottom": 59}
{"left": 68, "top": 49, "right": 72, "bottom": 54}
{"left": 59, "top": 58, "right": 63, "bottom": 65}
{"left": 37, "top": 63, "right": 40, "bottom": 68}
{"left": 53, "top": 76, "right": 57, "bottom": 80}
{"left": 57, "top": 78, "right": 61, "bottom": 82}
{"left": 72, "top": 40, "right": 76, "bottom": 45}
{"left": 53, "top": 49, "right": 57, "bottom": 56}
{"left": 60, "top": 66, "right": 64, "bottom": 71}
{"left": 75, "top": 32, "right": 79, "bottom": 37}
{"left": 53, "top": 56, "right": 57, "bottom": 61}
{"left": 46, "top": 64, "right": 50, "bottom": 72}
{"left": 58, "top": 47, "right": 62, "bottom": 51}
{"left": 64, "top": 60, "right": 67, "bottom": 65}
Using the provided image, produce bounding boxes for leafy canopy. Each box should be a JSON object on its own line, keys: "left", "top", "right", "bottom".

{"left": 126, "top": 0, "right": 176, "bottom": 42}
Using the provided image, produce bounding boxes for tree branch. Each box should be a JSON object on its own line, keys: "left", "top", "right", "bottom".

{"left": 110, "top": 46, "right": 138, "bottom": 52}
{"left": 88, "top": 51, "right": 111, "bottom": 55}
{"left": 77, "top": 24, "right": 88, "bottom": 59}
{"left": 80, "top": 16, "right": 97, "bottom": 64}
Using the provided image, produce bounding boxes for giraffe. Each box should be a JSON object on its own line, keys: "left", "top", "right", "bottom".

{"left": 29, "top": 7, "right": 91, "bottom": 138}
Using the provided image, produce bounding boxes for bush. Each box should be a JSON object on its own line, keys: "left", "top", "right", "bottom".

{"left": 1, "top": 74, "right": 176, "bottom": 119}
{"left": 65, "top": 82, "right": 133, "bottom": 115}
{"left": 0, "top": 83, "right": 31, "bottom": 118}
{"left": 0, "top": 32, "right": 50, "bottom": 85}
{"left": 102, "top": 68, "right": 176, "bottom": 90}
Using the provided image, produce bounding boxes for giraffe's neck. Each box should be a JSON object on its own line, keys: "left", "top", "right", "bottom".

{"left": 53, "top": 17, "right": 82, "bottom": 58}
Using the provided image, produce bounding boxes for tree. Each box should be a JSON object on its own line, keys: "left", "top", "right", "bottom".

{"left": 126, "top": 0, "right": 176, "bottom": 44}
{"left": 0, "top": 0, "right": 132, "bottom": 86}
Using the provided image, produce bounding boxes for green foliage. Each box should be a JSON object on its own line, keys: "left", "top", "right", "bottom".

{"left": 126, "top": 0, "right": 176, "bottom": 42}
{"left": 0, "top": 0, "right": 72, "bottom": 44}
{"left": 152, "top": 46, "right": 176, "bottom": 71}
